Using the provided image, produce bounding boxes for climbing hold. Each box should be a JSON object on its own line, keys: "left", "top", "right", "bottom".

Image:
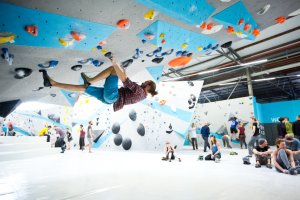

{"left": 71, "top": 31, "right": 86, "bottom": 41}
{"left": 146, "top": 47, "right": 162, "bottom": 57}
{"left": 159, "top": 99, "right": 166, "bottom": 105}
{"left": 112, "top": 122, "right": 120, "bottom": 134}
{"left": 227, "top": 26, "right": 235, "bottom": 34}
{"left": 68, "top": 93, "right": 77, "bottom": 98}
{"left": 14, "top": 68, "right": 32, "bottom": 79}
{"left": 0, "top": 33, "right": 16, "bottom": 44}
{"left": 50, "top": 93, "right": 56, "bottom": 97}
{"left": 257, "top": 4, "right": 271, "bottom": 15}
{"left": 144, "top": 32, "right": 155, "bottom": 40}
{"left": 144, "top": 9, "right": 156, "bottom": 20}
{"left": 71, "top": 65, "right": 82, "bottom": 71}
{"left": 159, "top": 33, "right": 165, "bottom": 38}
{"left": 121, "top": 59, "right": 134, "bottom": 68}
{"left": 168, "top": 56, "right": 192, "bottom": 68}
{"left": 137, "top": 123, "right": 145, "bottom": 136}
{"left": 38, "top": 60, "right": 59, "bottom": 69}
{"left": 211, "top": 44, "right": 219, "bottom": 50}
{"left": 161, "top": 39, "right": 166, "bottom": 44}
{"left": 101, "top": 49, "right": 108, "bottom": 54}
{"left": 236, "top": 32, "right": 248, "bottom": 38}
{"left": 122, "top": 138, "right": 132, "bottom": 150}
{"left": 201, "top": 25, "right": 223, "bottom": 35}
{"left": 152, "top": 57, "right": 164, "bottom": 64}
{"left": 206, "top": 22, "right": 214, "bottom": 30}
{"left": 129, "top": 109, "right": 137, "bottom": 121}
{"left": 221, "top": 41, "right": 232, "bottom": 48}
{"left": 182, "top": 43, "right": 188, "bottom": 49}
{"left": 96, "top": 45, "right": 102, "bottom": 50}
{"left": 252, "top": 29, "right": 260, "bottom": 37}
{"left": 25, "top": 25, "right": 38, "bottom": 36}
{"left": 116, "top": 19, "right": 130, "bottom": 29}
{"left": 197, "top": 46, "right": 203, "bottom": 51}
{"left": 243, "top": 24, "right": 251, "bottom": 31}
{"left": 99, "top": 40, "right": 106, "bottom": 46}
{"left": 132, "top": 48, "right": 143, "bottom": 59}
{"left": 92, "top": 60, "right": 104, "bottom": 67}
{"left": 160, "top": 49, "right": 174, "bottom": 57}
{"left": 32, "top": 87, "right": 44, "bottom": 91}
{"left": 200, "top": 22, "right": 207, "bottom": 29}
{"left": 114, "top": 134, "right": 123, "bottom": 146}
{"left": 238, "top": 19, "right": 244, "bottom": 26}
{"left": 141, "top": 39, "right": 147, "bottom": 44}
{"left": 275, "top": 16, "right": 286, "bottom": 24}
{"left": 58, "top": 38, "right": 74, "bottom": 47}
{"left": 1, "top": 48, "right": 14, "bottom": 65}
{"left": 78, "top": 58, "right": 93, "bottom": 65}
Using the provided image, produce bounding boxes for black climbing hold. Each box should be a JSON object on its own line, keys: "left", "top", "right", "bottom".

{"left": 112, "top": 122, "right": 120, "bottom": 134}
{"left": 137, "top": 123, "right": 145, "bottom": 136}
{"left": 14, "top": 68, "right": 32, "bottom": 79}
{"left": 121, "top": 59, "right": 133, "bottom": 68}
{"left": 50, "top": 93, "right": 56, "bottom": 97}
{"left": 152, "top": 57, "right": 163, "bottom": 64}
{"left": 114, "top": 134, "right": 123, "bottom": 146}
{"left": 122, "top": 138, "right": 132, "bottom": 150}
{"left": 129, "top": 109, "right": 137, "bottom": 121}
{"left": 221, "top": 41, "right": 232, "bottom": 49}
{"left": 188, "top": 81, "right": 194, "bottom": 86}
{"left": 104, "top": 52, "right": 112, "bottom": 60}
{"left": 71, "top": 65, "right": 82, "bottom": 71}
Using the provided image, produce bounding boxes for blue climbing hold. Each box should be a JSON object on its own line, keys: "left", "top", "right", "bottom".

{"left": 132, "top": 48, "right": 144, "bottom": 59}
{"left": 78, "top": 58, "right": 94, "bottom": 65}
{"left": 1, "top": 48, "right": 14, "bottom": 65}
{"left": 96, "top": 45, "right": 102, "bottom": 50}
{"left": 92, "top": 60, "right": 104, "bottom": 67}
{"left": 142, "top": 39, "right": 147, "bottom": 44}
{"left": 38, "top": 60, "right": 59, "bottom": 69}
{"left": 146, "top": 47, "right": 162, "bottom": 57}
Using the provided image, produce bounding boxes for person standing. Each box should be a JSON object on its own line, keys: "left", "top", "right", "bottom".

{"left": 201, "top": 122, "right": 210, "bottom": 152}
{"left": 48, "top": 126, "right": 57, "bottom": 148}
{"left": 66, "top": 128, "right": 73, "bottom": 150}
{"left": 284, "top": 117, "right": 294, "bottom": 137}
{"left": 86, "top": 121, "right": 94, "bottom": 153}
{"left": 237, "top": 122, "right": 247, "bottom": 149}
{"left": 292, "top": 115, "right": 300, "bottom": 140}
{"left": 247, "top": 117, "right": 260, "bottom": 157}
{"left": 189, "top": 123, "right": 198, "bottom": 150}
{"left": 229, "top": 117, "right": 238, "bottom": 141}
{"left": 79, "top": 125, "right": 86, "bottom": 151}
{"left": 277, "top": 117, "right": 287, "bottom": 138}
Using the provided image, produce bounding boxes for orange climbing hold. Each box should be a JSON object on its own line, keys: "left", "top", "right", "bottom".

{"left": 70, "top": 31, "right": 86, "bottom": 41}
{"left": 252, "top": 28, "right": 260, "bottom": 37}
{"left": 227, "top": 26, "right": 235, "bottom": 34}
{"left": 99, "top": 40, "right": 106, "bottom": 46}
{"left": 200, "top": 22, "right": 207, "bottom": 29}
{"left": 116, "top": 19, "right": 130, "bottom": 29}
{"left": 275, "top": 16, "right": 286, "bottom": 24}
{"left": 206, "top": 23, "right": 214, "bottom": 30}
{"left": 25, "top": 25, "right": 38, "bottom": 36}
{"left": 159, "top": 99, "right": 166, "bottom": 105}
{"left": 243, "top": 24, "right": 251, "bottom": 31}
{"left": 238, "top": 19, "right": 244, "bottom": 26}
{"left": 168, "top": 56, "right": 192, "bottom": 68}
{"left": 161, "top": 39, "right": 166, "bottom": 44}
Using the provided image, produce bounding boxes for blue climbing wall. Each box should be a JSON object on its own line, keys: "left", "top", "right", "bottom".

{"left": 137, "top": 0, "right": 215, "bottom": 25}
{"left": 137, "top": 20, "right": 217, "bottom": 52}
{"left": 145, "top": 66, "right": 164, "bottom": 83}
{"left": 60, "top": 90, "right": 79, "bottom": 106}
{"left": 212, "top": 1, "right": 258, "bottom": 40}
{"left": 0, "top": 2, "right": 116, "bottom": 51}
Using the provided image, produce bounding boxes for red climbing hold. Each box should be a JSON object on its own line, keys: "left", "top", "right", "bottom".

{"left": 252, "top": 28, "right": 260, "bottom": 37}
{"left": 71, "top": 31, "right": 86, "bottom": 41}
{"left": 116, "top": 19, "right": 130, "bottom": 29}
{"left": 227, "top": 26, "right": 235, "bottom": 34}
{"left": 243, "top": 24, "right": 251, "bottom": 31}
{"left": 206, "top": 23, "right": 214, "bottom": 30}
{"left": 161, "top": 39, "right": 166, "bottom": 44}
{"left": 275, "top": 16, "right": 286, "bottom": 24}
{"left": 168, "top": 56, "right": 192, "bottom": 68}
{"left": 25, "top": 25, "right": 38, "bottom": 36}
{"left": 99, "top": 40, "right": 106, "bottom": 46}
{"left": 238, "top": 19, "right": 244, "bottom": 26}
{"left": 200, "top": 22, "right": 207, "bottom": 29}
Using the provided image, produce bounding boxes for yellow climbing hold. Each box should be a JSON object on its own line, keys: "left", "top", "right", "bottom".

{"left": 101, "top": 49, "right": 108, "bottom": 54}
{"left": 159, "top": 33, "right": 165, "bottom": 38}
{"left": 58, "top": 38, "right": 74, "bottom": 47}
{"left": 0, "top": 33, "right": 16, "bottom": 44}
{"left": 182, "top": 43, "right": 188, "bottom": 49}
{"left": 236, "top": 30, "right": 243, "bottom": 35}
{"left": 144, "top": 9, "right": 156, "bottom": 20}
{"left": 85, "top": 98, "right": 89, "bottom": 104}
{"left": 197, "top": 46, "right": 203, "bottom": 51}
{"left": 91, "top": 47, "right": 96, "bottom": 51}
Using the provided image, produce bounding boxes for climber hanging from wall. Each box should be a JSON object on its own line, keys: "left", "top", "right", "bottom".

{"left": 39, "top": 52, "right": 158, "bottom": 112}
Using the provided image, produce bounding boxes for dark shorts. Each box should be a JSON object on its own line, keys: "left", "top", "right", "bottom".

{"left": 85, "top": 75, "right": 119, "bottom": 104}
{"left": 230, "top": 128, "right": 238, "bottom": 134}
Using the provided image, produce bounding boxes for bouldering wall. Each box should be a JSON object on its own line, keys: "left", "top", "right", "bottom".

{"left": 191, "top": 96, "right": 255, "bottom": 145}
{"left": 2, "top": 102, "right": 73, "bottom": 136}
{"left": 72, "top": 75, "right": 203, "bottom": 151}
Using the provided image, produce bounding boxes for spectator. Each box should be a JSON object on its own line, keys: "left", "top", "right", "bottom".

{"left": 205, "top": 135, "right": 221, "bottom": 162}
{"left": 66, "top": 128, "right": 73, "bottom": 150}
{"left": 284, "top": 117, "right": 294, "bottom": 137}
{"left": 79, "top": 125, "right": 85, "bottom": 151}
{"left": 221, "top": 132, "right": 232, "bottom": 149}
{"left": 277, "top": 117, "right": 287, "bottom": 138}
{"left": 292, "top": 115, "right": 300, "bottom": 140}
{"left": 48, "top": 126, "right": 57, "bottom": 148}
{"left": 189, "top": 123, "right": 198, "bottom": 150}
{"left": 273, "top": 139, "right": 299, "bottom": 175}
{"left": 237, "top": 122, "right": 247, "bottom": 149}
{"left": 285, "top": 134, "right": 300, "bottom": 166}
{"left": 86, "top": 121, "right": 94, "bottom": 153}
{"left": 253, "top": 139, "right": 273, "bottom": 169}
{"left": 201, "top": 122, "right": 210, "bottom": 152}
{"left": 163, "top": 142, "right": 181, "bottom": 162}
{"left": 247, "top": 117, "right": 260, "bottom": 157}
{"left": 229, "top": 117, "right": 238, "bottom": 141}
{"left": 54, "top": 126, "right": 67, "bottom": 153}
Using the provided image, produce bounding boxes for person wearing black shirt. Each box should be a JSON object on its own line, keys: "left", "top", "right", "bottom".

{"left": 293, "top": 115, "right": 300, "bottom": 140}
{"left": 277, "top": 117, "right": 287, "bottom": 138}
{"left": 247, "top": 117, "right": 260, "bottom": 157}
{"left": 253, "top": 139, "right": 273, "bottom": 168}
{"left": 66, "top": 128, "right": 73, "bottom": 150}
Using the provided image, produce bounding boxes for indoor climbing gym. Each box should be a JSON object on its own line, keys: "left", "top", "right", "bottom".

{"left": 0, "top": 0, "right": 300, "bottom": 199}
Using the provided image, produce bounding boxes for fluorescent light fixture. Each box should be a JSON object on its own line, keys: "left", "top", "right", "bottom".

{"left": 197, "top": 69, "right": 220, "bottom": 75}
{"left": 297, "top": 74, "right": 300, "bottom": 77}
{"left": 219, "top": 82, "right": 238, "bottom": 86}
{"left": 253, "top": 77, "right": 276, "bottom": 82}
{"left": 239, "top": 59, "right": 268, "bottom": 66}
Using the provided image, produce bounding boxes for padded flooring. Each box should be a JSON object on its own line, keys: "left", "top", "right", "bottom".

{"left": 0, "top": 143, "right": 299, "bottom": 200}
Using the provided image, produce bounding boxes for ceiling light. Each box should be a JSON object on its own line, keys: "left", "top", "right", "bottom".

{"left": 219, "top": 82, "right": 237, "bottom": 86}
{"left": 297, "top": 74, "right": 300, "bottom": 77}
{"left": 239, "top": 59, "right": 268, "bottom": 66}
{"left": 197, "top": 69, "right": 219, "bottom": 75}
{"left": 253, "top": 77, "right": 275, "bottom": 82}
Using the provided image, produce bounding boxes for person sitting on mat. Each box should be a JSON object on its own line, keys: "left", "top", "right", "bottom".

{"left": 162, "top": 142, "right": 181, "bottom": 162}
{"left": 205, "top": 135, "right": 221, "bottom": 162}
{"left": 253, "top": 139, "right": 273, "bottom": 169}
{"left": 39, "top": 53, "right": 158, "bottom": 112}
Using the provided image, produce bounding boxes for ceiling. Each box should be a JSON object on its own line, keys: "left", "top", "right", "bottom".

{"left": 0, "top": 0, "right": 300, "bottom": 106}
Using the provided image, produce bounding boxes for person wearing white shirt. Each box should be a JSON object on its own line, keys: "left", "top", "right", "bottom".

{"left": 189, "top": 123, "right": 198, "bottom": 150}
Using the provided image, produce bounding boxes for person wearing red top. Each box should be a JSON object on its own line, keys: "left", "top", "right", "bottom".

{"left": 79, "top": 125, "right": 86, "bottom": 151}
{"left": 39, "top": 53, "right": 158, "bottom": 112}
{"left": 237, "top": 122, "right": 247, "bottom": 149}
